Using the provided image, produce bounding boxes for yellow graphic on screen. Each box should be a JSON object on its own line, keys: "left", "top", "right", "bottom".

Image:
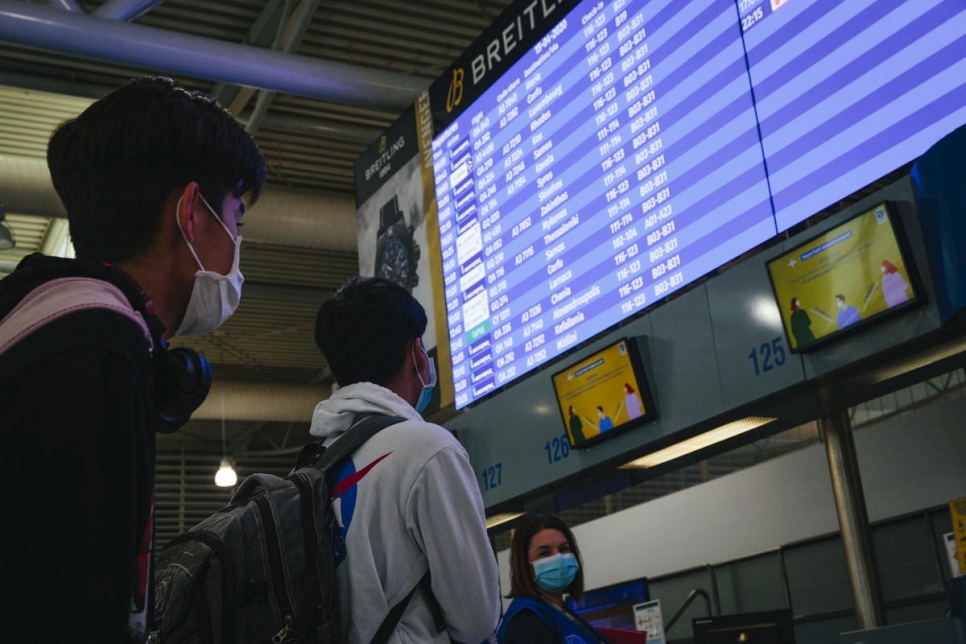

{"left": 552, "top": 341, "right": 646, "bottom": 447}
{"left": 768, "top": 204, "right": 914, "bottom": 350}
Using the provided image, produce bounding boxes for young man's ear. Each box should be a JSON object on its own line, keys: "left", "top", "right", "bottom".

{"left": 175, "top": 182, "right": 202, "bottom": 242}
{"left": 412, "top": 337, "right": 429, "bottom": 374}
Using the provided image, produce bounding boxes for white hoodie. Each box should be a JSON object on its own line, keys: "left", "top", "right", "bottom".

{"left": 310, "top": 382, "right": 501, "bottom": 644}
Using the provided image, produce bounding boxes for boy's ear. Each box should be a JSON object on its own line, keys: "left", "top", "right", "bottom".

{"left": 176, "top": 182, "right": 202, "bottom": 242}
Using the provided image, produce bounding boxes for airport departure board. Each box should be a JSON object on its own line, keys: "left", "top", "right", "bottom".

{"left": 745, "top": 0, "right": 966, "bottom": 231}
{"left": 424, "top": 0, "right": 966, "bottom": 409}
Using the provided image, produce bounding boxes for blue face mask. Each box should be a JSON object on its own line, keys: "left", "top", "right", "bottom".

{"left": 532, "top": 553, "right": 579, "bottom": 593}
{"left": 413, "top": 341, "right": 437, "bottom": 414}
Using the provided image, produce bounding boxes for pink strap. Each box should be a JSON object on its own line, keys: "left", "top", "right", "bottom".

{"left": 0, "top": 277, "right": 153, "bottom": 358}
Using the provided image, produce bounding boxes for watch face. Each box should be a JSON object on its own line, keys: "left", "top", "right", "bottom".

{"left": 377, "top": 237, "right": 413, "bottom": 290}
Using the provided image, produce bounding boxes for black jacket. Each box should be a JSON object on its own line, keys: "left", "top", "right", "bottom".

{"left": 0, "top": 253, "right": 163, "bottom": 642}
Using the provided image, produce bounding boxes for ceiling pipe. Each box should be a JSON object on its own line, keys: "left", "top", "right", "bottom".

{"left": 245, "top": 186, "right": 358, "bottom": 251}
{"left": 192, "top": 380, "right": 330, "bottom": 423}
{"left": 0, "top": 154, "right": 359, "bottom": 251}
{"left": 93, "top": 0, "right": 167, "bottom": 21}
{"left": 0, "top": 154, "right": 67, "bottom": 220}
{"left": 0, "top": 0, "right": 425, "bottom": 111}
{"left": 0, "top": 71, "right": 386, "bottom": 142}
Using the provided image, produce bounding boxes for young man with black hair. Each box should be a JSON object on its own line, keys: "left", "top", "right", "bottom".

{"left": 313, "top": 276, "right": 502, "bottom": 643}
{"left": 0, "top": 77, "right": 265, "bottom": 641}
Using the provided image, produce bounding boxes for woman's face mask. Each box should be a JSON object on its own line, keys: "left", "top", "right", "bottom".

{"left": 173, "top": 194, "right": 244, "bottom": 337}
{"left": 532, "top": 552, "right": 579, "bottom": 593}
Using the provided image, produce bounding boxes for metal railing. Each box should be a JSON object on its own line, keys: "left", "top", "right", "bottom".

{"left": 664, "top": 588, "right": 714, "bottom": 632}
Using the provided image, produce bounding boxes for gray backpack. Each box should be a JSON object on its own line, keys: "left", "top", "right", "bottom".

{"left": 149, "top": 414, "right": 420, "bottom": 644}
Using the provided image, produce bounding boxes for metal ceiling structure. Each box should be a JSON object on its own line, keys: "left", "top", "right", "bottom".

{"left": 0, "top": 0, "right": 940, "bottom": 549}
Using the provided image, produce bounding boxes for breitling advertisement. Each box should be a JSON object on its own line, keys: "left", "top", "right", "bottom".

{"left": 353, "top": 105, "right": 452, "bottom": 413}
{"left": 426, "top": 0, "right": 583, "bottom": 132}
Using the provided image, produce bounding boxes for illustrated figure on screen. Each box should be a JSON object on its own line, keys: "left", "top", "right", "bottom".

{"left": 789, "top": 297, "right": 815, "bottom": 346}
{"left": 835, "top": 294, "right": 861, "bottom": 329}
{"left": 567, "top": 406, "right": 586, "bottom": 444}
{"left": 880, "top": 260, "right": 910, "bottom": 308}
{"left": 623, "top": 383, "right": 644, "bottom": 420}
{"left": 596, "top": 406, "right": 614, "bottom": 432}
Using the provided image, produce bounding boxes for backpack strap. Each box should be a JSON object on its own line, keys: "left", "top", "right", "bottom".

{"left": 294, "top": 414, "right": 406, "bottom": 472}
{"left": 0, "top": 277, "right": 154, "bottom": 358}
{"left": 370, "top": 571, "right": 444, "bottom": 644}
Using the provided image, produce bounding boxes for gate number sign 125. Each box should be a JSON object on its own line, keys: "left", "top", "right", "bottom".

{"left": 748, "top": 336, "right": 786, "bottom": 376}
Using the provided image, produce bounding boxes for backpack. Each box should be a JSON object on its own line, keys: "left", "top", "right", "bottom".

{"left": 149, "top": 414, "right": 412, "bottom": 644}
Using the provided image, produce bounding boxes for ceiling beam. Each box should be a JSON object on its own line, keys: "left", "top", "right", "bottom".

{"left": 246, "top": 0, "right": 323, "bottom": 136}
{"left": 93, "top": 0, "right": 167, "bottom": 21}
{"left": 44, "top": 0, "right": 82, "bottom": 12}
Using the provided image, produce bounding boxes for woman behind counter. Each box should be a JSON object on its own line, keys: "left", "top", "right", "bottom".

{"left": 497, "top": 514, "right": 609, "bottom": 643}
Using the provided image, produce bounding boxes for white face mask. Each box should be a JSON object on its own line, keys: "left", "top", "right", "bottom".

{"left": 173, "top": 193, "right": 244, "bottom": 337}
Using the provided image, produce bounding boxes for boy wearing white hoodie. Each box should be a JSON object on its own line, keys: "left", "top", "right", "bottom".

{"left": 312, "top": 276, "right": 501, "bottom": 644}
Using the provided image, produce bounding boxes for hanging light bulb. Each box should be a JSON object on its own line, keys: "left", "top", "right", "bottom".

{"left": 215, "top": 459, "right": 237, "bottom": 487}
{"left": 215, "top": 394, "right": 237, "bottom": 486}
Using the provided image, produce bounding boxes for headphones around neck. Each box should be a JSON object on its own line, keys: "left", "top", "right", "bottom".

{"left": 152, "top": 340, "right": 213, "bottom": 434}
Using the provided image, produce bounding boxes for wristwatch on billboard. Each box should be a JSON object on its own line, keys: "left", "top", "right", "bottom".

{"left": 375, "top": 195, "right": 420, "bottom": 292}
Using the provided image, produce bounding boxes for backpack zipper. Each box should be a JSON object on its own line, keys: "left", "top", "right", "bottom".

{"left": 254, "top": 494, "right": 297, "bottom": 641}
{"left": 273, "top": 614, "right": 296, "bottom": 643}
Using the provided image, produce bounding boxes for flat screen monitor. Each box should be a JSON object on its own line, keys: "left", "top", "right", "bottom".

{"left": 567, "top": 577, "right": 649, "bottom": 630}
{"left": 693, "top": 609, "right": 795, "bottom": 644}
{"left": 766, "top": 202, "right": 921, "bottom": 352}
{"left": 427, "top": 0, "right": 966, "bottom": 409}
{"left": 551, "top": 337, "right": 654, "bottom": 449}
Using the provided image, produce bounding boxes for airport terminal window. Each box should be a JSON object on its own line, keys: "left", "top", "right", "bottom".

{"left": 783, "top": 536, "right": 853, "bottom": 617}
{"left": 850, "top": 367, "right": 966, "bottom": 430}
{"left": 872, "top": 517, "right": 947, "bottom": 603}
{"left": 713, "top": 551, "right": 787, "bottom": 616}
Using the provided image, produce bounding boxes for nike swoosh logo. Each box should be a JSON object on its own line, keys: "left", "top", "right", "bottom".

{"left": 332, "top": 452, "right": 392, "bottom": 500}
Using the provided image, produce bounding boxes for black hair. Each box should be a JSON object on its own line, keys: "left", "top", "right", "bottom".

{"left": 315, "top": 276, "right": 428, "bottom": 387}
{"left": 47, "top": 76, "right": 266, "bottom": 262}
{"left": 836, "top": 294, "right": 846, "bottom": 302}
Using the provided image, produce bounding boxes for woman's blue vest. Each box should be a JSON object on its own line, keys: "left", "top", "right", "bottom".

{"left": 497, "top": 596, "right": 606, "bottom": 643}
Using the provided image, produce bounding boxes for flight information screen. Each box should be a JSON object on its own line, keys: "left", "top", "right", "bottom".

{"left": 743, "top": 0, "right": 966, "bottom": 231}
{"left": 429, "top": 0, "right": 966, "bottom": 409}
